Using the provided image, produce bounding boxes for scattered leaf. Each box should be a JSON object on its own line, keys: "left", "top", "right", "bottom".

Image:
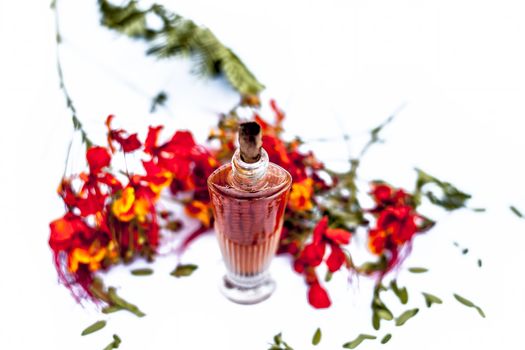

{"left": 422, "top": 292, "right": 443, "bottom": 308}
{"left": 462, "top": 248, "right": 469, "bottom": 255}
{"left": 343, "top": 334, "right": 376, "bottom": 349}
{"left": 408, "top": 267, "right": 428, "bottom": 273}
{"left": 477, "top": 259, "right": 482, "bottom": 268}
{"left": 312, "top": 328, "right": 322, "bottom": 346}
{"left": 107, "top": 287, "right": 145, "bottom": 317}
{"left": 381, "top": 334, "right": 392, "bottom": 344}
{"left": 101, "top": 306, "right": 123, "bottom": 314}
{"left": 414, "top": 168, "right": 471, "bottom": 210}
{"left": 81, "top": 320, "right": 106, "bottom": 336}
{"left": 103, "top": 334, "right": 121, "bottom": 350}
{"left": 510, "top": 205, "right": 523, "bottom": 218}
{"left": 376, "top": 308, "right": 394, "bottom": 321}
{"left": 395, "top": 308, "right": 419, "bottom": 326}
{"left": 131, "top": 268, "right": 153, "bottom": 276}
{"left": 454, "top": 294, "right": 486, "bottom": 318}
{"left": 390, "top": 279, "right": 408, "bottom": 304}
{"left": 171, "top": 264, "right": 198, "bottom": 277}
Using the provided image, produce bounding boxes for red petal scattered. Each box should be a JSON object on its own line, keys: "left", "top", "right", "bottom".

{"left": 308, "top": 282, "right": 331, "bottom": 309}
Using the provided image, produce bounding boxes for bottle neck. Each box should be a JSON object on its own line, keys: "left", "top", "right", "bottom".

{"left": 231, "top": 148, "right": 269, "bottom": 190}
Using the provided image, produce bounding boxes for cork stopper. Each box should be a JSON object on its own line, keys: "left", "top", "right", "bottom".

{"left": 239, "top": 122, "right": 262, "bottom": 163}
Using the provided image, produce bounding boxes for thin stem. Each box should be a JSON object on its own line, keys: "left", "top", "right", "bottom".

{"left": 51, "top": 0, "right": 93, "bottom": 149}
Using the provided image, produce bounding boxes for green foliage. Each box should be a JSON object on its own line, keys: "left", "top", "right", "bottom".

{"left": 81, "top": 320, "right": 106, "bottom": 336}
{"left": 98, "top": 0, "right": 264, "bottom": 96}
{"left": 171, "top": 264, "right": 198, "bottom": 277}
{"left": 269, "top": 333, "right": 294, "bottom": 350}
{"left": 414, "top": 168, "right": 471, "bottom": 210}
{"left": 342, "top": 334, "right": 376, "bottom": 349}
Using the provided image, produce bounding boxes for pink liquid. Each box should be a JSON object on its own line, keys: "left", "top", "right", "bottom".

{"left": 208, "top": 163, "right": 291, "bottom": 279}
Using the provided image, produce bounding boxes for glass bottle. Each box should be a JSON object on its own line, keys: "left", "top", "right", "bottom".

{"left": 207, "top": 144, "right": 292, "bottom": 304}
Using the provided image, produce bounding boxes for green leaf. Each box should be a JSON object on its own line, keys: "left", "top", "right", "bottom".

{"left": 81, "top": 320, "right": 106, "bottom": 336}
{"left": 414, "top": 168, "right": 471, "bottom": 210}
{"left": 131, "top": 268, "right": 154, "bottom": 276}
{"left": 381, "top": 333, "right": 392, "bottom": 344}
{"left": 98, "top": 0, "right": 264, "bottom": 96}
{"left": 372, "top": 312, "right": 380, "bottom": 330}
{"left": 395, "top": 308, "right": 419, "bottom": 326}
{"left": 342, "top": 334, "right": 377, "bottom": 349}
{"left": 103, "top": 334, "right": 122, "bottom": 350}
{"left": 453, "top": 293, "right": 474, "bottom": 307}
{"left": 273, "top": 333, "right": 282, "bottom": 345}
{"left": 312, "top": 328, "right": 322, "bottom": 346}
{"left": 408, "top": 267, "right": 428, "bottom": 273}
{"left": 101, "top": 306, "right": 123, "bottom": 314}
{"left": 422, "top": 292, "right": 443, "bottom": 308}
{"left": 376, "top": 308, "right": 394, "bottom": 321}
{"left": 454, "top": 294, "right": 486, "bottom": 318}
{"left": 510, "top": 205, "right": 523, "bottom": 218}
{"left": 171, "top": 264, "right": 198, "bottom": 277}
{"left": 107, "top": 287, "right": 145, "bottom": 317}
{"left": 390, "top": 279, "right": 408, "bottom": 304}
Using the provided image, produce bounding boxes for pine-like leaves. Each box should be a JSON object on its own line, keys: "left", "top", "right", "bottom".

{"left": 98, "top": 0, "right": 264, "bottom": 96}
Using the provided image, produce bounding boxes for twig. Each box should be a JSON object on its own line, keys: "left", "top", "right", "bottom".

{"left": 51, "top": 0, "right": 93, "bottom": 149}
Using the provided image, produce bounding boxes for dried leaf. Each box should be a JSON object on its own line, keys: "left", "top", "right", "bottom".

{"left": 390, "top": 279, "right": 408, "bottom": 304}
{"left": 414, "top": 168, "right": 471, "bottom": 210}
{"left": 103, "top": 334, "right": 122, "bottom": 350}
{"left": 131, "top": 268, "right": 154, "bottom": 276}
{"left": 101, "top": 306, "right": 123, "bottom": 314}
{"left": 107, "top": 287, "right": 145, "bottom": 317}
{"left": 510, "top": 206, "right": 523, "bottom": 218}
{"left": 343, "top": 334, "right": 377, "bottom": 349}
{"left": 312, "top": 328, "right": 321, "bottom": 346}
{"left": 81, "top": 320, "right": 106, "bottom": 336}
{"left": 380, "top": 334, "right": 392, "bottom": 344}
{"left": 454, "top": 294, "right": 486, "bottom": 318}
{"left": 171, "top": 264, "right": 198, "bottom": 277}
{"left": 395, "top": 308, "right": 419, "bottom": 326}
{"left": 376, "top": 308, "right": 394, "bottom": 321}
{"left": 422, "top": 292, "right": 443, "bottom": 308}
{"left": 408, "top": 267, "right": 428, "bottom": 273}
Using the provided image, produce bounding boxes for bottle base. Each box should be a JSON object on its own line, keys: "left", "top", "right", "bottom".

{"left": 219, "top": 275, "right": 276, "bottom": 305}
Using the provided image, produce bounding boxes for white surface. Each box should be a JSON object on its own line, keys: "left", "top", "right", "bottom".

{"left": 1, "top": 0, "right": 524, "bottom": 349}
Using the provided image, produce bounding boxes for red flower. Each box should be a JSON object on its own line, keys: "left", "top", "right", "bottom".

{"left": 106, "top": 115, "right": 142, "bottom": 153}
{"left": 86, "top": 146, "right": 111, "bottom": 174}
{"left": 308, "top": 282, "right": 331, "bottom": 309}
{"left": 326, "top": 244, "right": 346, "bottom": 272}
{"left": 49, "top": 213, "right": 90, "bottom": 251}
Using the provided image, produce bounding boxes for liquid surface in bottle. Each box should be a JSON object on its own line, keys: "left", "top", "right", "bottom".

{"left": 208, "top": 163, "right": 292, "bottom": 277}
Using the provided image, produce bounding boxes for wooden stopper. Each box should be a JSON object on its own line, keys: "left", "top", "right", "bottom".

{"left": 239, "top": 121, "right": 262, "bottom": 163}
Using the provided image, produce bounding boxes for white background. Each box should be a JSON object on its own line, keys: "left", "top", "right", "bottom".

{"left": 1, "top": 0, "right": 524, "bottom": 349}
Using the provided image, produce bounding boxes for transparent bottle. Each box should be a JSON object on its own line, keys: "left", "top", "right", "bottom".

{"left": 207, "top": 148, "right": 292, "bottom": 304}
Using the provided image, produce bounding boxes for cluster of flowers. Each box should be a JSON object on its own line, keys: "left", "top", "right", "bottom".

{"left": 49, "top": 101, "right": 433, "bottom": 308}
{"left": 49, "top": 115, "right": 217, "bottom": 300}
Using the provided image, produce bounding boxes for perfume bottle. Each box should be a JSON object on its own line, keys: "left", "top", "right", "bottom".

{"left": 207, "top": 122, "right": 292, "bottom": 304}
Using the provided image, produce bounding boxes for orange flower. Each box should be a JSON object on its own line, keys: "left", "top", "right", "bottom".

{"left": 184, "top": 200, "right": 212, "bottom": 227}
{"left": 112, "top": 187, "right": 136, "bottom": 222}
{"left": 68, "top": 244, "right": 107, "bottom": 272}
{"left": 288, "top": 178, "right": 314, "bottom": 211}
